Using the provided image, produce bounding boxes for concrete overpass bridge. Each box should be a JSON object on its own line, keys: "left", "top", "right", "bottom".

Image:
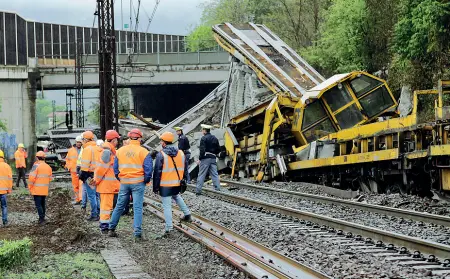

{"left": 0, "top": 10, "right": 230, "bottom": 159}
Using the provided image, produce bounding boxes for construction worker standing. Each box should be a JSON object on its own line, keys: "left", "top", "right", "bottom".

{"left": 66, "top": 136, "right": 83, "bottom": 204}
{"left": 14, "top": 143, "right": 27, "bottom": 188}
{"left": 28, "top": 151, "right": 52, "bottom": 225}
{"left": 94, "top": 130, "right": 120, "bottom": 234}
{"left": 109, "top": 128, "right": 153, "bottom": 241}
{"left": 195, "top": 124, "right": 221, "bottom": 195}
{"left": 0, "top": 150, "right": 13, "bottom": 226}
{"left": 79, "top": 131, "right": 102, "bottom": 221}
{"left": 174, "top": 127, "right": 191, "bottom": 183}
{"left": 153, "top": 132, "right": 191, "bottom": 234}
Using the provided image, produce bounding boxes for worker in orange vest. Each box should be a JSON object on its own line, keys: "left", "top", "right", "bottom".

{"left": 14, "top": 143, "right": 28, "bottom": 188}
{"left": 108, "top": 128, "right": 153, "bottom": 241}
{"left": 0, "top": 150, "right": 13, "bottom": 226}
{"left": 66, "top": 135, "right": 83, "bottom": 204}
{"left": 79, "top": 131, "right": 102, "bottom": 221}
{"left": 94, "top": 130, "right": 121, "bottom": 234}
{"left": 28, "top": 151, "right": 52, "bottom": 225}
{"left": 153, "top": 132, "right": 191, "bottom": 235}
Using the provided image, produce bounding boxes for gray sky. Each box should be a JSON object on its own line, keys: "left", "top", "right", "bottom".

{"left": 2, "top": 0, "right": 205, "bottom": 35}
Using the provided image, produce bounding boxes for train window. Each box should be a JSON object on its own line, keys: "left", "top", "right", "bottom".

{"left": 303, "top": 118, "right": 335, "bottom": 142}
{"left": 322, "top": 84, "right": 353, "bottom": 112}
{"left": 359, "top": 86, "right": 394, "bottom": 118}
{"left": 335, "top": 104, "right": 364, "bottom": 129}
{"left": 302, "top": 101, "right": 327, "bottom": 129}
{"left": 350, "top": 75, "right": 382, "bottom": 97}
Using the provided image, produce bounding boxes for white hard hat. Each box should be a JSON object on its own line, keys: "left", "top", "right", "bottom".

{"left": 201, "top": 124, "right": 213, "bottom": 129}
{"left": 75, "top": 136, "right": 83, "bottom": 142}
{"left": 96, "top": 140, "right": 104, "bottom": 146}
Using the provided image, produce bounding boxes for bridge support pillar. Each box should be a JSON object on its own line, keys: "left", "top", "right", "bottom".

{"left": 0, "top": 67, "right": 37, "bottom": 163}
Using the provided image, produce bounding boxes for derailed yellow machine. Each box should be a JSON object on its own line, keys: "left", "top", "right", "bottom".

{"left": 214, "top": 23, "right": 450, "bottom": 196}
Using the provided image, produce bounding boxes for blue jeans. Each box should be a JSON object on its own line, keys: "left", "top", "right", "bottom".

{"left": 1, "top": 194, "right": 7, "bottom": 224}
{"left": 109, "top": 182, "right": 145, "bottom": 236}
{"left": 33, "top": 195, "right": 46, "bottom": 221}
{"left": 185, "top": 153, "right": 191, "bottom": 184}
{"left": 162, "top": 194, "right": 190, "bottom": 231}
{"left": 84, "top": 182, "right": 99, "bottom": 218}
{"left": 196, "top": 157, "right": 221, "bottom": 193}
{"left": 81, "top": 182, "right": 87, "bottom": 207}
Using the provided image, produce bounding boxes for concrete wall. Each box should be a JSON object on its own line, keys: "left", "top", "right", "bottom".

{"left": 0, "top": 67, "right": 37, "bottom": 163}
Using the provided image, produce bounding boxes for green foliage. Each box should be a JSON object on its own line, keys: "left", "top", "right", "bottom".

{"left": 302, "top": 0, "right": 367, "bottom": 75}
{"left": 36, "top": 99, "right": 65, "bottom": 134}
{"left": 10, "top": 187, "right": 29, "bottom": 198}
{"left": 0, "top": 238, "right": 32, "bottom": 271}
{"left": 185, "top": 24, "right": 217, "bottom": 52}
{"left": 3, "top": 253, "right": 112, "bottom": 279}
{"left": 0, "top": 100, "right": 8, "bottom": 131}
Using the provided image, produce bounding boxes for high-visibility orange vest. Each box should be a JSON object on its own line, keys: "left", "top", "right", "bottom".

{"left": 0, "top": 159, "right": 13, "bottom": 194}
{"left": 95, "top": 142, "right": 120, "bottom": 193}
{"left": 80, "top": 141, "right": 102, "bottom": 173}
{"left": 116, "top": 140, "right": 149, "bottom": 184}
{"left": 65, "top": 146, "right": 79, "bottom": 172}
{"left": 14, "top": 149, "right": 26, "bottom": 168}
{"left": 28, "top": 161, "right": 52, "bottom": 196}
{"left": 160, "top": 150, "right": 185, "bottom": 187}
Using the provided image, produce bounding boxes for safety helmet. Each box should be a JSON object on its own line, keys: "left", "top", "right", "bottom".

{"left": 128, "top": 128, "right": 143, "bottom": 139}
{"left": 0, "top": 150, "right": 4, "bottom": 158}
{"left": 105, "top": 130, "right": 120, "bottom": 140}
{"left": 96, "top": 140, "right": 104, "bottom": 146}
{"left": 160, "top": 131, "right": 175, "bottom": 143}
{"left": 174, "top": 126, "right": 183, "bottom": 131}
{"left": 36, "top": 151, "right": 46, "bottom": 158}
{"left": 18, "top": 143, "right": 25, "bottom": 148}
{"left": 75, "top": 135, "right": 83, "bottom": 142}
{"left": 82, "top": 131, "right": 95, "bottom": 140}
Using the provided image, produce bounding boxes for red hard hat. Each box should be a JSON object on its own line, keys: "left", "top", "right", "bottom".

{"left": 128, "top": 128, "right": 143, "bottom": 138}
{"left": 105, "top": 130, "right": 120, "bottom": 140}
{"left": 36, "top": 151, "right": 46, "bottom": 158}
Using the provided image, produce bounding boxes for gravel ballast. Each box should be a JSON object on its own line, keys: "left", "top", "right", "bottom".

{"left": 182, "top": 191, "right": 450, "bottom": 279}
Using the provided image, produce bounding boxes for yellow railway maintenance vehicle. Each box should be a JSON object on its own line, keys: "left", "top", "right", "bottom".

{"left": 214, "top": 23, "right": 450, "bottom": 196}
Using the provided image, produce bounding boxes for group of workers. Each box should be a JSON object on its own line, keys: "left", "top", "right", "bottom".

{"left": 0, "top": 124, "right": 222, "bottom": 238}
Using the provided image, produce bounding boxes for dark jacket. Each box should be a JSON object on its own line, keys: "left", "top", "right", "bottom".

{"left": 199, "top": 132, "right": 220, "bottom": 160}
{"left": 178, "top": 134, "right": 190, "bottom": 154}
{"left": 153, "top": 146, "right": 188, "bottom": 197}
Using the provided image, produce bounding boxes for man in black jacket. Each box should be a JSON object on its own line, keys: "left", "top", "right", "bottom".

{"left": 174, "top": 127, "right": 191, "bottom": 183}
{"left": 195, "top": 124, "right": 221, "bottom": 195}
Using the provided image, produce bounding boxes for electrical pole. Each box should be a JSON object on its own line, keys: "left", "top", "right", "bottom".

{"left": 75, "top": 38, "right": 85, "bottom": 128}
{"left": 52, "top": 100, "right": 56, "bottom": 129}
{"left": 97, "top": 0, "right": 119, "bottom": 136}
{"left": 65, "top": 89, "right": 74, "bottom": 130}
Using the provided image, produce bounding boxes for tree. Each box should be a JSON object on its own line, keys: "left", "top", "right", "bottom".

{"left": 390, "top": 0, "right": 450, "bottom": 90}
{"left": 35, "top": 99, "right": 65, "bottom": 134}
{"left": 87, "top": 88, "right": 130, "bottom": 126}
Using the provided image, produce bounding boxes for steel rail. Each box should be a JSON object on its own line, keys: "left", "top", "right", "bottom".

{"left": 222, "top": 179, "right": 450, "bottom": 227}
{"left": 187, "top": 185, "right": 450, "bottom": 259}
{"left": 144, "top": 196, "right": 330, "bottom": 279}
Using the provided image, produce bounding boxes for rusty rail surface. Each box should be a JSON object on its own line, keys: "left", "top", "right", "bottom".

{"left": 186, "top": 185, "right": 450, "bottom": 259}
{"left": 144, "top": 196, "right": 330, "bottom": 279}
{"left": 222, "top": 179, "right": 450, "bottom": 228}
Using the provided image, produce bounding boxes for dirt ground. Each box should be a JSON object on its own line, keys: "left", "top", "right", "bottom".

{"left": 3, "top": 186, "right": 104, "bottom": 256}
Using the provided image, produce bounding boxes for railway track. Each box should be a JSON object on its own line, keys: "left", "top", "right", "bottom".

{"left": 186, "top": 184, "right": 450, "bottom": 276}
{"left": 143, "top": 195, "right": 330, "bottom": 279}
{"left": 222, "top": 179, "right": 450, "bottom": 227}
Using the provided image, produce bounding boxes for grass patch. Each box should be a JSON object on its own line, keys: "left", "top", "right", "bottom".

{"left": 2, "top": 253, "right": 113, "bottom": 279}
{"left": 10, "top": 188, "right": 29, "bottom": 198}
{"left": 0, "top": 238, "right": 32, "bottom": 271}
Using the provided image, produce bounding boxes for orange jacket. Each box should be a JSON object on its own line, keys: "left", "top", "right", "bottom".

{"left": 14, "top": 149, "right": 26, "bottom": 168}
{"left": 80, "top": 141, "right": 102, "bottom": 173}
{"left": 28, "top": 161, "right": 52, "bottom": 196}
{"left": 0, "top": 159, "right": 13, "bottom": 194}
{"left": 95, "top": 142, "right": 120, "bottom": 194}
{"left": 65, "top": 146, "right": 80, "bottom": 172}
{"left": 116, "top": 140, "right": 149, "bottom": 184}
{"left": 160, "top": 150, "right": 185, "bottom": 187}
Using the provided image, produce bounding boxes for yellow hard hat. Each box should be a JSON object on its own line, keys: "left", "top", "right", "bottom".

{"left": 0, "top": 150, "right": 4, "bottom": 158}
{"left": 160, "top": 131, "right": 175, "bottom": 143}
{"left": 18, "top": 143, "right": 24, "bottom": 148}
{"left": 174, "top": 126, "right": 183, "bottom": 131}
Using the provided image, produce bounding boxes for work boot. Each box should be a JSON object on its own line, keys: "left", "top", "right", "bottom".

{"left": 134, "top": 235, "right": 143, "bottom": 243}
{"left": 3, "top": 221, "right": 8, "bottom": 227}
{"left": 181, "top": 214, "right": 192, "bottom": 222}
{"left": 81, "top": 207, "right": 86, "bottom": 213}
{"left": 38, "top": 219, "right": 46, "bottom": 225}
{"left": 195, "top": 192, "right": 202, "bottom": 196}
{"left": 108, "top": 230, "right": 118, "bottom": 237}
{"left": 101, "top": 229, "right": 109, "bottom": 235}
{"left": 71, "top": 201, "right": 81, "bottom": 205}
{"left": 86, "top": 216, "right": 99, "bottom": 222}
